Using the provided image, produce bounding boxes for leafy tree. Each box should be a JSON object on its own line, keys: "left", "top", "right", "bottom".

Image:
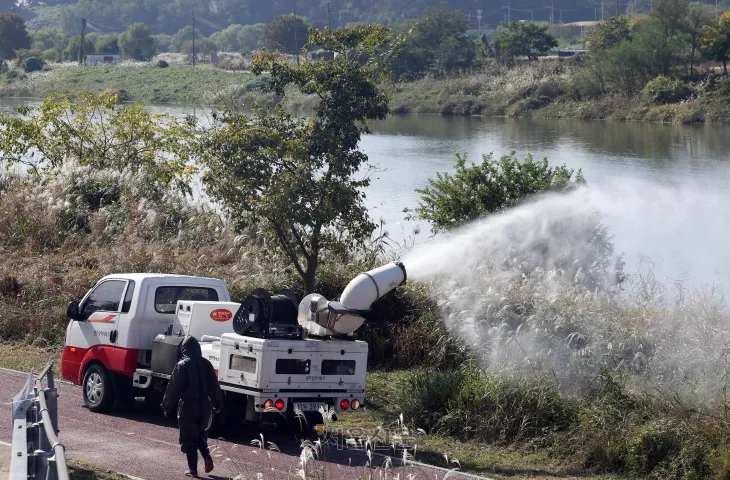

{"left": 495, "top": 22, "right": 557, "bottom": 63}
{"left": 650, "top": 0, "right": 689, "bottom": 74}
{"left": 237, "top": 23, "right": 265, "bottom": 53}
{"left": 700, "top": 11, "right": 730, "bottom": 73}
{"left": 261, "top": 14, "right": 310, "bottom": 54}
{"left": 432, "top": 34, "right": 475, "bottom": 75}
{"left": 171, "top": 26, "right": 202, "bottom": 53}
{"left": 411, "top": 152, "right": 585, "bottom": 232}
{"left": 391, "top": 3, "right": 471, "bottom": 79}
{"left": 119, "top": 22, "right": 156, "bottom": 61}
{"left": 63, "top": 36, "right": 94, "bottom": 62}
{"left": 95, "top": 34, "right": 120, "bottom": 54}
{"left": 199, "top": 25, "right": 400, "bottom": 293}
{"left": 153, "top": 34, "right": 174, "bottom": 52}
{"left": 30, "top": 29, "right": 69, "bottom": 51}
{"left": 585, "top": 16, "right": 630, "bottom": 53}
{"left": 181, "top": 38, "right": 217, "bottom": 58}
{"left": 685, "top": 2, "right": 712, "bottom": 75}
{"left": 409, "top": 152, "right": 622, "bottom": 290}
{"left": 0, "top": 92, "right": 197, "bottom": 191}
{"left": 0, "top": 13, "right": 31, "bottom": 60}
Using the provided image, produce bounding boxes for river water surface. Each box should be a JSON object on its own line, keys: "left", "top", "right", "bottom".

{"left": 2, "top": 99, "right": 730, "bottom": 289}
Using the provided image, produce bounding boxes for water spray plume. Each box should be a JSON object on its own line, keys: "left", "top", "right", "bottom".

{"left": 402, "top": 178, "right": 730, "bottom": 406}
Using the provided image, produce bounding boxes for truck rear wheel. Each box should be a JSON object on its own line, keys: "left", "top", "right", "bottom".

{"left": 83, "top": 364, "right": 116, "bottom": 413}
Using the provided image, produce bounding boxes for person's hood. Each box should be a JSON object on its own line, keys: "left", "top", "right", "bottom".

{"left": 181, "top": 336, "right": 202, "bottom": 359}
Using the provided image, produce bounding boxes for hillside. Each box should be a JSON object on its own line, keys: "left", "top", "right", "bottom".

{"left": 13, "top": 0, "right": 725, "bottom": 35}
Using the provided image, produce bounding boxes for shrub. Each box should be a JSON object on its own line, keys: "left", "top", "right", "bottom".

{"left": 0, "top": 59, "right": 7, "bottom": 74}
{"left": 41, "top": 49, "right": 59, "bottom": 62}
{"left": 394, "top": 369, "right": 575, "bottom": 442}
{"left": 643, "top": 76, "right": 695, "bottom": 104}
{"left": 156, "top": 59, "right": 169, "bottom": 68}
{"left": 22, "top": 57, "right": 44, "bottom": 73}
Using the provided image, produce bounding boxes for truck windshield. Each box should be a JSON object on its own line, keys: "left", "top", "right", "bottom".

{"left": 154, "top": 286, "right": 219, "bottom": 314}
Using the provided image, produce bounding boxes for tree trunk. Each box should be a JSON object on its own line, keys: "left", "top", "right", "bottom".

{"left": 304, "top": 254, "right": 318, "bottom": 294}
{"left": 690, "top": 44, "right": 695, "bottom": 76}
{"left": 724, "top": 58, "right": 727, "bottom": 74}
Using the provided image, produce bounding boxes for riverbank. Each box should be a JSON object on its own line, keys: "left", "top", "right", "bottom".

{"left": 390, "top": 59, "right": 730, "bottom": 124}
{"left": 4, "top": 59, "right": 730, "bottom": 124}
{"left": 0, "top": 62, "right": 288, "bottom": 108}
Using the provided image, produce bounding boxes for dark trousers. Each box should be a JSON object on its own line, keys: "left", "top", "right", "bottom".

{"left": 184, "top": 437, "right": 210, "bottom": 473}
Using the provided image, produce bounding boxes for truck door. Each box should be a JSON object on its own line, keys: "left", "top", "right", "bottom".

{"left": 78, "top": 279, "right": 134, "bottom": 347}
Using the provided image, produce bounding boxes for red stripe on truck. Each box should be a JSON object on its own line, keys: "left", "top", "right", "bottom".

{"left": 61, "top": 345, "right": 138, "bottom": 385}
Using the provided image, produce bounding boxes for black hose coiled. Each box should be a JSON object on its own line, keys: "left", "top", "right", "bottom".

{"left": 233, "top": 289, "right": 299, "bottom": 336}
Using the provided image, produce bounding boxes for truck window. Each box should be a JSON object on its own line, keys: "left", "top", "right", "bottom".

{"left": 82, "top": 280, "right": 127, "bottom": 319}
{"left": 154, "top": 286, "right": 219, "bottom": 314}
{"left": 121, "top": 280, "right": 136, "bottom": 313}
{"left": 322, "top": 360, "right": 356, "bottom": 375}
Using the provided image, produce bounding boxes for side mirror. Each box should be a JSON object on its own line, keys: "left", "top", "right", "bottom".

{"left": 66, "top": 301, "right": 83, "bottom": 321}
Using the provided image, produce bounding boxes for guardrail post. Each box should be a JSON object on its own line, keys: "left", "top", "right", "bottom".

{"left": 9, "top": 362, "right": 69, "bottom": 480}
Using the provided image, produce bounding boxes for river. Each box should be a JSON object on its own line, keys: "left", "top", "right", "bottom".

{"left": 3, "top": 99, "right": 730, "bottom": 290}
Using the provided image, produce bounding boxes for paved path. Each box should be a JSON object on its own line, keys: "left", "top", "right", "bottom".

{"left": 0, "top": 369, "right": 488, "bottom": 480}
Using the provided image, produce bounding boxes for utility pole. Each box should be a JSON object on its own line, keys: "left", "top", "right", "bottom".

{"left": 192, "top": 9, "right": 196, "bottom": 68}
{"left": 601, "top": 0, "right": 604, "bottom": 20}
{"left": 327, "top": 2, "right": 332, "bottom": 29}
{"left": 294, "top": 4, "right": 300, "bottom": 66}
{"left": 616, "top": 0, "right": 619, "bottom": 17}
{"left": 551, "top": 0, "right": 554, "bottom": 24}
{"left": 80, "top": 18, "right": 86, "bottom": 65}
{"left": 476, "top": 9, "right": 482, "bottom": 29}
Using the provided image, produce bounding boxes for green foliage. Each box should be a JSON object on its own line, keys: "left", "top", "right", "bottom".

{"left": 584, "top": 18, "right": 669, "bottom": 95}
{"left": 13, "top": 48, "right": 44, "bottom": 66}
{"left": 209, "top": 23, "right": 265, "bottom": 53}
{"left": 643, "top": 76, "right": 694, "bottom": 103}
{"left": 63, "top": 36, "right": 94, "bottom": 62}
{"left": 495, "top": 21, "right": 558, "bottom": 63}
{"left": 700, "top": 11, "right": 730, "bottom": 73}
{"left": 393, "top": 369, "right": 575, "bottom": 442}
{"left": 181, "top": 38, "right": 217, "bottom": 57}
{"left": 0, "top": 13, "right": 31, "bottom": 60}
{"left": 119, "top": 22, "right": 155, "bottom": 61}
{"left": 391, "top": 3, "right": 473, "bottom": 79}
{"left": 153, "top": 34, "right": 173, "bottom": 53}
{"left": 411, "top": 151, "right": 585, "bottom": 232}
{"left": 95, "top": 34, "right": 120, "bottom": 55}
{"left": 171, "top": 26, "right": 202, "bottom": 53}
{"left": 261, "top": 14, "right": 310, "bottom": 54}
{"left": 22, "top": 57, "right": 44, "bottom": 73}
{"left": 41, "top": 48, "right": 60, "bottom": 62}
{"left": 0, "top": 92, "right": 197, "bottom": 192}
{"left": 30, "top": 28, "right": 68, "bottom": 52}
{"left": 686, "top": 2, "right": 713, "bottom": 74}
{"left": 585, "top": 16, "right": 630, "bottom": 54}
{"left": 199, "top": 25, "right": 399, "bottom": 293}
{"left": 0, "top": 59, "right": 7, "bottom": 74}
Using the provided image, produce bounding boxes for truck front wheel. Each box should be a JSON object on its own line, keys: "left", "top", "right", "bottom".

{"left": 83, "top": 364, "right": 116, "bottom": 413}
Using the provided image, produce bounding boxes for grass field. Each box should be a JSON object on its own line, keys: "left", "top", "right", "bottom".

{"left": 0, "top": 63, "right": 276, "bottom": 106}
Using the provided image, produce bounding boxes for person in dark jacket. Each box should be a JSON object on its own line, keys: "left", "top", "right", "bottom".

{"left": 162, "top": 336, "right": 223, "bottom": 478}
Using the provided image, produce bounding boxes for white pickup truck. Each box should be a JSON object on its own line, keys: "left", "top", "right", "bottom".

{"left": 60, "top": 262, "right": 407, "bottom": 435}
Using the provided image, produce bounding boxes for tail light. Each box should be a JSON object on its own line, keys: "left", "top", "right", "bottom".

{"left": 351, "top": 399, "right": 361, "bottom": 410}
{"left": 264, "top": 399, "right": 273, "bottom": 409}
{"left": 340, "top": 399, "right": 350, "bottom": 410}
{"left": 274, "top": 399, "right": 285, "bottom": 411}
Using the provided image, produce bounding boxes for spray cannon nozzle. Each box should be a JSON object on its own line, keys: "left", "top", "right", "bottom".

{"left": 296, "top": 261, "right": 408, "bottom": 336}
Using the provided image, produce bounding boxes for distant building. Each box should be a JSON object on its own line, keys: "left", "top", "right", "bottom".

{"left": 85, "top": 54, "right": 121, "bottom": 64}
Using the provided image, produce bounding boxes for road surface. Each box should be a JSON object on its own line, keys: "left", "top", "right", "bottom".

{"left": 0, "top": 368, "right": 487, "bottom": 480}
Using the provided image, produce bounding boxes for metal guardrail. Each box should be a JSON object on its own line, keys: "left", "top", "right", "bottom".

{"left": 9, "top": 361, "right": 70, "bottom": 480}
